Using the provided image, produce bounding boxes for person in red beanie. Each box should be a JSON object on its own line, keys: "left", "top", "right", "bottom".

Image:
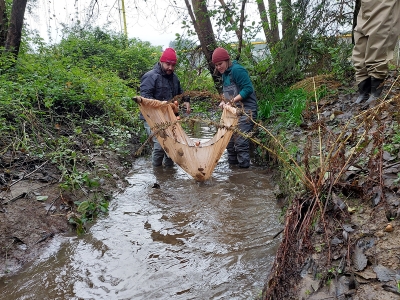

{"left": 212, "top": 47, "right": 258, "bottom": 168}
{"left": 160, "top": 48, "right": 177, "bottom": 66}
{"left": 140, "top": 47, "right": 191, "bottom": 167}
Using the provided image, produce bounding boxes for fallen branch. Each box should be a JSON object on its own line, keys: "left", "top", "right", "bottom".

{"left": 3, "top": 192, "right": 27, "bottom": 205}
{"left": 46, "top": 195, "right": 61, "bottom": 215}
{"left": 9, "top": 160, "right": 49, "bottom": 187}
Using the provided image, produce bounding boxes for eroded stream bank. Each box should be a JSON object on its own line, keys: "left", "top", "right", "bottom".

{"left": 0, "top": 151, "right": 281, "bottom": 299}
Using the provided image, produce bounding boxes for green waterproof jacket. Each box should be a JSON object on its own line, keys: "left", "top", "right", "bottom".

{"left": 222, "top": 60, "right": 258, "bottom": 114}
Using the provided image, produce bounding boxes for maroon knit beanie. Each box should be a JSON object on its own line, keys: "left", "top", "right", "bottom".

{"left": 212, "top": 47, "right": 230, "bottom": 63}
{"left": 160, "top": 48, "right": 177, "bottom": 64}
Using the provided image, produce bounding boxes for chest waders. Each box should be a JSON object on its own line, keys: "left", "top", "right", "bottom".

{"left": 144, "top": 121, "right": 174, "bottom": 167}
{"left": 141, "top": 69, "right": 178, "bottom": 167}
{"left": 352, "top": 0, "right": 400, "bottom": 104}
{"left": 223, "top": 81, "right": 255, "bottom": 168}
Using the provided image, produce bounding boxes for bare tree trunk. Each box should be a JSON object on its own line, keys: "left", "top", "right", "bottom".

{"left": 281, "top": 0, "right": 292, "bottom": 38}
{"left": 184, "top": 0, "right": 220, "bottom": 89}
{"left": 5, "top": 0, "right": 28, "bottom": 57}
{"left": 236, "top": 0, "right": 247, "bottom": 60}
{"left": 268, "top": 0, "right": 280, "bottom": 44}
{"left": 257, "top": 0, "right": 280, "bottom": 48}
{"left": 256, "top": 0, "right": 271, "bottom": 44}
{"left": 0, "top": 0, "right": 7, "bottom": 47}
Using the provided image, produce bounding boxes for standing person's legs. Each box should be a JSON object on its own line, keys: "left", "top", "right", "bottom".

{"left": 352, "top": 0, "right": 370, "bottom": 103}
{"left": 236, "top": 115, "right": 254, "bottom": 168}
{"left": 363, "top": 0, "right": 400, "bottom": 80}
{"left": 355, "top": 0, "right": 400, "bottom": 103}
{"left": 227, "top": 114, "right": 254, "bottom": 168}
{"left": 226, "top": 136, "right": 239, "bottom": 165}
{"left": 364, "top": 0, "right": 400, "bottom": 102}
{"left": 352, "top": 31, "right": 369, "bottom": 84}
{"left": 162, "top": 154, "right": 174, "bottom": 167}
{"left": 144, "top": 121, "right": 169, "bottom": 167}
{"left": 352, "top": 29, "right": 372, "bottom": 103}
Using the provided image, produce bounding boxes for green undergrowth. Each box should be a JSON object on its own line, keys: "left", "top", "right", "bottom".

{"left": 253, "top": 80, "right": 335, "bottom": 198}
{"left": 0, "top": 27, "right": 163, "bottom": 233}
{"left": 258, "top": 87, "right": 308, "bottom": 127}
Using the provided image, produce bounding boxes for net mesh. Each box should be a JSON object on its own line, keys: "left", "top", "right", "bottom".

{"left": 135, "top": 96, "right": 238, "bottom": 181}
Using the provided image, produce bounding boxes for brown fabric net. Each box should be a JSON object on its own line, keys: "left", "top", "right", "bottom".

{"left": 135, "top": 96, "right": 238, "bottom": 181}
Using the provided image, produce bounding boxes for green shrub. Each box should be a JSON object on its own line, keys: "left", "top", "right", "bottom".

{"left": 258, "top": 87, "right": 308, "bottom": 127}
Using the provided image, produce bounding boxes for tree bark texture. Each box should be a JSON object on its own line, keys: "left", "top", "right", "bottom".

{"left": 257, "top": 0, "right": 280, "bottom": 48}
{"left": 268, "top": 0, "right": 280, "bottom": 44}
{"left": 185, "top": 0, "right": 221, "bottom": 91}
{"left": 0, "top": 0, "right": 7, "bottom": 47}
{"left": 281, "top": 0, "right": 292, "bottom": 38}
{"left": 5, "top": 0, "right": 28, "bottom": 56}
{"left": 256, "top": 0, "right": 272, "bottom": 46}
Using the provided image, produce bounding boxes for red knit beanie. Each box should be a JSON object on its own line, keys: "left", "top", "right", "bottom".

{"left": 160, "top": 48, "right": 177, "bottom": 64}
{"left": 212, "top": 47, "right": 230, "bottom": 63}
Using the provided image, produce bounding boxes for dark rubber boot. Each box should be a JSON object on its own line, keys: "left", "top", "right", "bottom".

{"left": 152, "top": 142, "right": 165, "bottom": 167}
{"left": 163, "top": 157, "right": 174, "bottom": 167}
{"left": 365, "top": 77, "right": 384, "bottom": 104}
{"left": 355, "top": 77, "right": 371, "bottom": 104}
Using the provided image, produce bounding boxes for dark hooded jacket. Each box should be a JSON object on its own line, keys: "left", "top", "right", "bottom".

{"left": 139, "top": 62, "right": 183, "bottom": 120}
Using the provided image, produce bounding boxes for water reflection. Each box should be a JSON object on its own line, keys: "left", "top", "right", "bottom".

{"left": 0, "top": 123, "right": 281, "bottom": 300}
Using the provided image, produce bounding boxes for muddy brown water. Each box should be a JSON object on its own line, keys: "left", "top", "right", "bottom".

{"left": 0, "top": 125, "right": 281, "bottom": 300}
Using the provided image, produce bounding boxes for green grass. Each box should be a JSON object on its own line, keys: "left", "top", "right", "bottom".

{"left": 258, "top": 87, "right": 308, "bottom": 127}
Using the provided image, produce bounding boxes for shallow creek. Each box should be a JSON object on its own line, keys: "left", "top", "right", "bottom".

{"left": 0, "top": 125, "right": 282, "bottom": 300}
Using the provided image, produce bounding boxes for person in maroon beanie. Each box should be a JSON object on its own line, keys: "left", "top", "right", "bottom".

{"left": 140, "top": 48, "right": 191, "bottom": 167}
{"left": 212, "top": 47, "right": 258, "bottom": 168}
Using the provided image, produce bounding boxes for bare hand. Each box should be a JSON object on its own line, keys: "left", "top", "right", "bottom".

{"left": 184, "top": 102, "right": 191, "bottom": 114}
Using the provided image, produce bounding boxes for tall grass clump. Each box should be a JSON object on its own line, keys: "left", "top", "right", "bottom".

{"left": 258, "top": 87, "right": 308, "bottom": 127}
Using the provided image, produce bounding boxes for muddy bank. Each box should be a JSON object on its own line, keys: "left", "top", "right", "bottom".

{"left": 263, "top": 72, "right": 400, "bottom": 300}
{"left": 0, "top": 148, "right": 132, "bottom": 278}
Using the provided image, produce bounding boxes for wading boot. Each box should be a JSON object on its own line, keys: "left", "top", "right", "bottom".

{"left": 365, "top": 77, "right": 384, "bottom": 104}
{"left": 355, "top": 77, "right": 371, "bottom": 104}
